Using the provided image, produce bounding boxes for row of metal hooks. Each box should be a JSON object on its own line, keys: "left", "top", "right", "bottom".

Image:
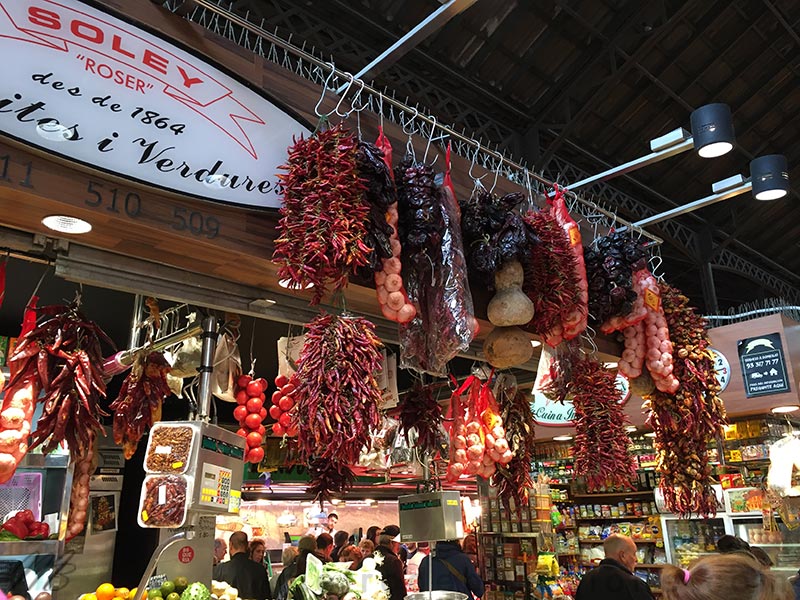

{"left": 181, "top": 0, "right": 663, "bottom": 247}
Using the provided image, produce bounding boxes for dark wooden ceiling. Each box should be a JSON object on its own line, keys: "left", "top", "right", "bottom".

{"left": 190, "top": 0, "right": 800, "bottom": 312}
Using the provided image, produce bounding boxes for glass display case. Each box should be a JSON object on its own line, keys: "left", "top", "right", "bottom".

{"left": 729, "top": 517, "right": 800, "bottom": 575}
{"left": 661, "top": 516, "right": 726, "bottom": 567}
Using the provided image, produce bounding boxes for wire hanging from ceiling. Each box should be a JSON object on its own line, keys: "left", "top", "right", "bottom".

{"left": 162, "top": 0, "right": 662, "bottom": 247}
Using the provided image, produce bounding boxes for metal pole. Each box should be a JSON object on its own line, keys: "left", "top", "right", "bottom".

{"left": 633, "top": 181, "right": 752, "bottom": 228}
{"left": 567, "top": 137, "right": 694, "bottom": 191}
{"left": 196, "top": 315, "right": 218, "bottom": 421}
{"left": 340, "top": 0, "right": 478, "bottom": 88}
{"left": 132, "top": 531, "right": 191, "bottom": 600}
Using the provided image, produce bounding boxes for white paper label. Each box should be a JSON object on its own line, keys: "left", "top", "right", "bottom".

{"left": 158, "top": 484, "right": 167, "bottom": 505}
{"left": 155, "top": 445, "right": 172, "bottom": 454}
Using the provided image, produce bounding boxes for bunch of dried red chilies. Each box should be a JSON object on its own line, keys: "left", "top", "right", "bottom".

{"left": 273, "top": 124, "right": 370, "bottom": 304}
{"left": 291, "top": 313, "right": 383, "bottom": 499}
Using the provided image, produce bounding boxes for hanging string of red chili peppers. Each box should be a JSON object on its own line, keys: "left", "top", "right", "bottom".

{"left": 290, "top": 312, "right": 384, "bottom": 500}
{"left": 644, "top": 283, "right": 726, "bottom": 517}
{"left": 492, "top": 378, "right": 537, "bottom": 508}
{"left": 544, "top": 341, "right": 637, "bottom": 492}
{"left": 273, "top": 124, "right": 371, "bottom": 305}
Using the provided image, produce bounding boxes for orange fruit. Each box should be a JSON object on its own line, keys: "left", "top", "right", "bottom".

{"left": 96, "top": 583, "right": 117, "bottom": 600}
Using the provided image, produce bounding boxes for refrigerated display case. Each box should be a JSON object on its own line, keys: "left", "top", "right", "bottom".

{"left": 723, "top": 488, "right": 800, "bottom": 575}
{"left": 728, "top": 516, "right": 800, "bottom": 574}
{"left": 660, "top": 515, "right": 726, "bottom": 567}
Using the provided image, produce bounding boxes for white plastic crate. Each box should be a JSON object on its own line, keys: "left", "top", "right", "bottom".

{"left": 0, "top": 471, "right": 43, "bottom": 521}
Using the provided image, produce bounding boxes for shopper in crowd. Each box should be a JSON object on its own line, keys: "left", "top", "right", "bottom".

{"left": 271, "top": 547, "right": 299, "bottom": 600}
{"left": 462, "top": 534, "right": 479, "bottom": 568}
{"left": 213, "top": 531, "right": 272, "bottom": 600}
{"left": 574, "top": 534, "right": 653, "bottom": 600}
{"left": 405, "top": 542, "right": 428, "bottom": 589}
{"left": 789, "top": 567, "right": 800, "bottom": 600}
{"left": 340, "top": 545, "right": 364, "bottom": 571}
{"left": 249, "top": 539, "right": 267, "bottom": 565}
{"left": 661, "top": 553, "right": 793, "bottom": 600}
{"left": 316, "top": 532, "right": 334, "bottom": 561}
{"left": 373, "top": 528, "right": 406, "bottom": 600}
{"left": 330, "top": 530, "right": 351, "bottom": 562}
{"left": 295, "top": 535, "right": 321, "bottom": 576}
{"left": 418, "top": 539, "right": 484, "bottom": 600}
{"left": 358, "top": 538, "right": 375, "bottom": 558}
{"left": 366, "top": 525, "right": 381, "bottom": 545}
{"left": 214, "top": 538, "right": 228, "bottom": 566}
{"left": 326, "top": 512, "right": 339, "bottom": 535}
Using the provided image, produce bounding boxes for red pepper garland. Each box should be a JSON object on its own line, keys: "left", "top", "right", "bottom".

{"left": 644, "top": 284, "right": 726, "bottom": 517}
{"left": 544, "top": 342, "right": 637, "bottom": 492}
{"left": 492, "top": 383, "right": 537, "bottom": 508}
{"left": 273, "top": 124, "right": 371, "bottom": 304}
{"left": 290, "top": 313, "right": 383, "bottom": 500}
{"left": 522, "top": 208, "right": 583, "bottom": 347}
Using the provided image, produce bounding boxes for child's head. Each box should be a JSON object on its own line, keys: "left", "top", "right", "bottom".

{"left": 661, "top": 553, "right": 792, "bottom": 600}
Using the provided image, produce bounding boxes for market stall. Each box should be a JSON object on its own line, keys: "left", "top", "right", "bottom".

{"left": 0, "top": 2, "right": 798, "bottom": 600}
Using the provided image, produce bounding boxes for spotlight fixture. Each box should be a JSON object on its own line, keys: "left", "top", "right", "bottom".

{"left": 750, "top": 154, "right": 790, "bottom": 200}
{"left": 644, "top": 432, "right": 657, "bottom": 438}
{"left": 634, "top": 153, "right": 790, "bottom": 228}
{"left": 566, "top": 102, "right": 735, "bottom": 192}
{"left": 604, "top": 362, "right": 619, "bottom": 369}
{"left": 553, "top": 435, "right": 573, "bottom": 441}
{"left": 690, "top": 103, "right": 735, "bottom": 158}
{"left": 41, "top": 215, "right": 92, "bottom": 234}
{"left": 625, "top": 425, "right": 638, "bottom": 432}
{"left": 530, "top": 340, "right": 542, "bottom": 348}
{"left": 771, "top": 404, "right": 799, "bottom": 414}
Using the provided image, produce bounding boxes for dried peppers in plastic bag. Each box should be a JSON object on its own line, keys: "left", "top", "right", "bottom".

{"left": 396, "top": 158, "right": 476, "bottom": 376}
{"left": 644, "top": 283, "right": 726, "bottom": 517}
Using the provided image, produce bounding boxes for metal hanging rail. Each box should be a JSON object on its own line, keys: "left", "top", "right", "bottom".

{"left": 169, "top": 0, "right": 662, "bottom": 247}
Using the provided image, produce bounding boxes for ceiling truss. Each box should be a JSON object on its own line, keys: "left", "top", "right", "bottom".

{"left": 159, "top": 0, "right": 799, "bottom": 305}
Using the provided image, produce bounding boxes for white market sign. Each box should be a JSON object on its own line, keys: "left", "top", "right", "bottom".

{"left": 532, "top": 373, "right": 631, "bottom": 427}
{"left": 0, "top": 0, "right": 310, "bottom": 208}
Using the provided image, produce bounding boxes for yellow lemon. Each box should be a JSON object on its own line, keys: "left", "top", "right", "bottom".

{"left": 117, "top": 588, "right": 130, "bottom": 600}
{"left": 129, "top": 588, "right": 139, "bottom": 600}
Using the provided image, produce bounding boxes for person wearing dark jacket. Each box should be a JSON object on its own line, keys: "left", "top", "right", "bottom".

{"left": 790, "top": 568, "right": 800, "bottom": 600}
{"left": 330, "top": 530, "right": 351, "bottom": 562}
{"left": 575, "top": 534, "right": 654, "bottom": 600}
{"left": 373, "top": 528, "right": 407, "bottom": 600}
{"left": 418, "top": 540, "right": 485, "bottom": 600}
{"left": 214, "top": 531, "right": 272, "bottom": 600}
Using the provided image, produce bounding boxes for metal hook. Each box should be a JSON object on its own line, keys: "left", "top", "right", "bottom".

{"left": 313, "top": 63, "right": 336, "bottom": 118}
{"left": 333, "top": 72, "right": 356, "bottom": 118}
{"left": 402, "top": 106, "right": 419, "bottom": 136}
{"left": 489, "top": 156, "right": 501, "bottom": 193}
{"left": 423, "top": 115, "right": 437, "bottom": 163}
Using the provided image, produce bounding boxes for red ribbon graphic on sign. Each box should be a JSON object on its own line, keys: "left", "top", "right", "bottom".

{"left": 0, "top": 0, "right": 266, "bottom": 158}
